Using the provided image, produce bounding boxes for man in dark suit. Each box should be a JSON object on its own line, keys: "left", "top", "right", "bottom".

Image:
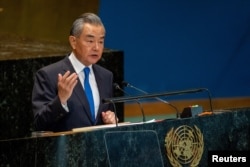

{"left": 32, "top": 13, "right": 117, "bottom": 132}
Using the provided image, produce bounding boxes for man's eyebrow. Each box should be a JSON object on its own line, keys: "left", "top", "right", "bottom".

{"left": 85, "top": 34, "right": 105, "bottom": 39}
{"left": 86, "top": 34, "right": 95, "bottom": 38}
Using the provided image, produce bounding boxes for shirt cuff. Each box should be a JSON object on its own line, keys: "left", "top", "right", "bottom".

{"left": 61, "top": 103, "right": 69, "bottom": 112}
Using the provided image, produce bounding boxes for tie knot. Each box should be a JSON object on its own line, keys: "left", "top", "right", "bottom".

{"left": 84, "top": 67, "right": 90, "bottom": 76}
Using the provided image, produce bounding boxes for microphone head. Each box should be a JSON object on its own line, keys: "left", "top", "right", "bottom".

{"left": 113, "top": 83, "right": 120, "bottom": 90}
{"left": 122, "top": 81, "right": 129, "bottom": 87}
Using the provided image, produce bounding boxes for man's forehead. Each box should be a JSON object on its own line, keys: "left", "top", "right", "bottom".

{"left": 85, "top": 34, "right": 105, "bottom": 39}
{"left": 82, "top": 24, "right": 105, "bottom": 38}
{"left": 83, "top": 23, "right": 105, "bottom": 31}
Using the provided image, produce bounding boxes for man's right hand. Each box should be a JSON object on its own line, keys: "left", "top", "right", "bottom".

{"left": 57, "top": 71, "right": 78, "bottom": 104}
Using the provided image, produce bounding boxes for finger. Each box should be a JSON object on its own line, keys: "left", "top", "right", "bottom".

{"left": 106, "top": 112, "right": 116, "bottom": 123}
{"left": 67, "top": 73, "right": 78, "bottom": 83}
{"left": 60, "top": 72, "right": 76, "bottom": 86}
{"left": 66, "top": 73, "right": 78, "bottom": 89}
{"left": 58, "top": 71, "right": 70, "bottom": 84}
{"left": 102, "top": 112, "right": 109, "bottom": 122}
{"left": 58, "top": 73, "right": 63, "bottom": 82}
{"left": 61, "top": 71, "right": 71, "bottom": 81}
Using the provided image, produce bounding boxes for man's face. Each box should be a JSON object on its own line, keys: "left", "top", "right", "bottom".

{"left": 70, "top": 23, "right": 105, "bottom": 66}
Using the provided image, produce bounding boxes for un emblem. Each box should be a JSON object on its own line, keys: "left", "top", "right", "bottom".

{"left": 165, "top": 125, "right": 204, "bottom": 167}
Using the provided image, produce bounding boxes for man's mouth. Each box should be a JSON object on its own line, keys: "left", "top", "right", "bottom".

{"left": 90, "top": 54, "right": 98, "bottom": 57}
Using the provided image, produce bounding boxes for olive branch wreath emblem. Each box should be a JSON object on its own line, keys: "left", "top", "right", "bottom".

{"left": 165, "top": 125, "right": 204, "bottom": 167}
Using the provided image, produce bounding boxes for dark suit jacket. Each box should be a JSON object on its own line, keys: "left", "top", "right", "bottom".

{"left": 32, "top": 56, "right": 114, "bottom": 132}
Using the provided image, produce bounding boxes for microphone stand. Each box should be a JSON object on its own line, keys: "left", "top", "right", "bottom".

{"left": 114, "top": 83, "right": 146, "bottom": 122}
{"left": 110, "top": 100, "right": 118, "bottom": 127}
{"left": 103, "top": 88, "right": 213, "bottom": 113}
{"left": 123, "top": 82, "right": 181, "bottom": 118}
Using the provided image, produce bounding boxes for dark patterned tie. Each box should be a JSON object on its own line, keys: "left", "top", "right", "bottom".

{"left": 83, "top": 67, "right": 95, "bottom": 122}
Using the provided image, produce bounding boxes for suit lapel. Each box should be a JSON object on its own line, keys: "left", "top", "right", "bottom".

{"left": 92, "top": 65, "right": 105, "bottom": 121}
{"left": 73, "top": 82, "right": 93, "bottom": 121}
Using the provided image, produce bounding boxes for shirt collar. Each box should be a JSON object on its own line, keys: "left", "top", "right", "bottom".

{"left": 69, "top": 52, "right": 93, "bottom": 74}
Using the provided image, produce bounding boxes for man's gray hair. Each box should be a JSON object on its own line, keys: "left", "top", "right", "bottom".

{"left": 70, "top": 13, "right": 105, "bottom": 37}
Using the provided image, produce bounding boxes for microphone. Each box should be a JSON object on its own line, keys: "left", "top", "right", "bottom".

{"left": 113, "top": 83, "right": 146, "bottom": 122}
{"left": 103, "top": 87, "right": 213, "bottom": 115}
{"left": 110, "top": 99, "right": 118, "bottom": 127}
{"left": 122, "top": 81, "right": 180, "bottom": 118}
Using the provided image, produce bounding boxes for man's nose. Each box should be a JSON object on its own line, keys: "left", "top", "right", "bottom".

{"left": 93, "top": 42, "right": 100, "bottom": 50}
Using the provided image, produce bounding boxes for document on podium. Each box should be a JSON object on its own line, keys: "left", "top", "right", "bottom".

{"left": 72, "top": 119, "right": 157, "bottom": 133}
{"left": 72, "top": 122, "right": 130, "bottom": 132}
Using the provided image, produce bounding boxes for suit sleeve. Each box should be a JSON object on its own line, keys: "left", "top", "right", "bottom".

{"left": 32, "top": 69, "right": 68, "bottom": 131}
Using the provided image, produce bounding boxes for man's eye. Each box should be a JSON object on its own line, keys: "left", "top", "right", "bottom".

{"left": 87, "top": 40, "right": 94, "bottom": 43}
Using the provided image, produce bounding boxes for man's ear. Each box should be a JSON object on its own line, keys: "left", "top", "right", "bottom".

{"left": 69, "top": 36, "right": 76, "bottom": 49}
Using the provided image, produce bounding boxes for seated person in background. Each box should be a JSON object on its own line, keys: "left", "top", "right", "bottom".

{"left": 32, "top": 13, "right": 117, "bottom": 132}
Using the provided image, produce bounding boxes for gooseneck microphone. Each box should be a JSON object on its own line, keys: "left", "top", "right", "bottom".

{"left": 113, "top": 83, "right": 146, "bottom": 122}
{"left": 122, "top": 81, "right": 180, "bottom": 118}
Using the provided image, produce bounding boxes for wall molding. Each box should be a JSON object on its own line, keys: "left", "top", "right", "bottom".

{"left": 124, "top": 97, "right": 250, "bottom": 117}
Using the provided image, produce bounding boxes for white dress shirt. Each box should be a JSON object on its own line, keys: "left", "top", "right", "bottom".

{"left": 68, "top": 53, "right": 100, "bottom": 118}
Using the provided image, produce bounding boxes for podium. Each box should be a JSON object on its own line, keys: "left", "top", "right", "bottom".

{"left": 0, "top": 108, "right": 249, "bottom": 166}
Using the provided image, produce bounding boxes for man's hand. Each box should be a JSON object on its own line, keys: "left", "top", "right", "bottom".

{"left": 58, "top": 71, "right": 78, "bottom": 104}
{"left": 102, "top": 110, "right": 118, "bottom": 124}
